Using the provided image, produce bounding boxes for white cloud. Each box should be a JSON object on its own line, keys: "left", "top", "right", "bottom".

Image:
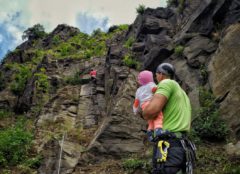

{"left": 0, "top": 0, "right": 31, "bottom": 52}
{"left": 28, "top": 0, "right": 166, "bottom": 31}
{"left": 76, "top": 12, "right": 110, "bottom": 34}
{"left": 5, "top": 24, "right": 23, "bottom": 45}
{"left": 0, "top": 0, "right": 30, "bottom": 25}
{"left": 0, "top": 0, "right": 167, "bottom": 59}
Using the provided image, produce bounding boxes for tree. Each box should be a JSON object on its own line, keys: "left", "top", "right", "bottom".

{"left": 22, "top": 24, "right": 47, "bottom": 40}
{"left": 136, "top": 4, "right": 146, "bottom": 15}
{"left": 92, "top": 28, "right": 103, "bottom": 37}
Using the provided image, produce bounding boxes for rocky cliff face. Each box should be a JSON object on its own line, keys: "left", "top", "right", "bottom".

{"left": 0, "top": 0, "right": 240, "bottom": 173}
{"left": 209, "top": 24, "right": 240, "bottom": 139}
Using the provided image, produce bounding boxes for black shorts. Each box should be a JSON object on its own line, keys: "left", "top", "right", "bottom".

{"left": 153, "top": 139, "right": 186, "bottom": 174}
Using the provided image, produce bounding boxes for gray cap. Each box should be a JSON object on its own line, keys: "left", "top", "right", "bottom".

{"left": 156, "top": 63, "right": 175, "bottom": 78}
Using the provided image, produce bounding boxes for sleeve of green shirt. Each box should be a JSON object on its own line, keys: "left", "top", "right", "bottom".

{"left": 155, "top": 79, "right": 172, "bottom": 99}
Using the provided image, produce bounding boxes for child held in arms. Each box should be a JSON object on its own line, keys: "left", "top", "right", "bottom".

{"left": 133, "top": 70, "right": 163, "bottom": 141}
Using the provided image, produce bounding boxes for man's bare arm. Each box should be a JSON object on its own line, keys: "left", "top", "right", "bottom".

{"left": 143, "top": 93, "right": 168, "bottom": 120}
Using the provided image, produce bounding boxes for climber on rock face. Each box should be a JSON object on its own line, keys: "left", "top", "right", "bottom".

{"left": 89, "top": 69, "right": 97, "bottom": 81}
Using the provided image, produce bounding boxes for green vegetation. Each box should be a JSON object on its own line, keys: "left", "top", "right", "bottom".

{"left": 124, "top": 36, "right": 135, "bottom": 49}
{"left": 22, "top": 24, "right": 47, "bottom": 40}
{"left": 0, "top": 115, "right": 41, "bottom": 173}
{"left": 52, "top": 35, "right": 61, "bottom": 45}
{"left": 108, "top": 24, "right": 129, "bottom": 33}
{"left": 174, "top": 45, "right": 184, "bottom": 56}
{"left": 0, "top": 118, "right": 33, "bottom": 166}
{"left": 58, "top": 42, "right": 76, "bottom": 57}
{"left": 0, "top": 109, "right": 12, "bottom": 119}
{"left": 136, "top": 4, "right": 146, "bottom": 15}
{"left": 122, "top": 158, "right": 149, "bottom": 173}
{"left": 166, "top": 0, "right": 185, "bottom": 13}
{"left": 166, "top": 0, "right": 178, "bottom": 7}
{"left": 192, "top": 88, "right": 228, "bottom": 141}
{"left": 115, "top": 24, "right": 129, "bottom": 32}
{"left": 3, "top": 62, "right": 17, "bottom": 71}
{"left": 92, "top": 28, "right": 103, "bottom": 37}
{"left": 31, "top": 50, "right": 45, "bottom": 65}
{"left": 10, "top": 65, "right": 31, "bottom": 96}
{"left": 195, "top": 144, "right": 240, "bottom": 174}
{"left": 65, "top": 71, "right": 90, "bottom": 85}
{"left": 123, "top": 54, "right": 140, "bottom": 69}
{"left": 200, "top": 65, "right": 208, "bottom": 84}
{"left": 34, "top": 68, "right": 49, "bottom": 94}
{"left": 52, "top": 32, "right": 108, "bottom": 59}
{"left": 178, "top": 0, "right": 186, "bottom": 13}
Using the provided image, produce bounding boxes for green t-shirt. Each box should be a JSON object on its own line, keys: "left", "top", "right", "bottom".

{"left": 155, "top": 79, "right": 191, "bottom": 132}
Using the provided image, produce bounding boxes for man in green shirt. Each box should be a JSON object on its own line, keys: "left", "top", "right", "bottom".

{"left": 143, "top": 63, "right": 192, "bottom": 174}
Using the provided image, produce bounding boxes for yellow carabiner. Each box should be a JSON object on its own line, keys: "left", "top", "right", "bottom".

{"left": 157, "top": 140, "right": 170, "bottom": 162}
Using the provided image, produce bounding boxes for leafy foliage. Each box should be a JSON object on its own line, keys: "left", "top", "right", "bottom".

{"left": 34, "top": 68, "right": 49, "bottom": 93}
{"left": 22, "top": 24, "right": 47, "bottom": 40}
{"left": 166, "top": 0, "right": 176, "bottom": 7}
{"left": 65, "top": 72, "right": 90, "bottom": 85}
{"left": 53, "top": 32, "right": 108, "bottom": 59}
{"left": 0, "top": 119, "right": 33, "bottom": 166}
{"left": 124, "top": 37, "right": 135, "bottom": 49}
{"left": 52, "top": 35, "right": 61, "bottom": 45}
{"left": 200, "top": 65, "right": 208, "bottom": 85}
{"left": 174, "top": 45, "right": 184, "bottom": 56}
{"left": 178, "top": 0, "right": 186, "bottom": 13}
{"left": 10, "top": 65, "right": 31, "bottom": 96}
{"left": 123, "top": 54, "right": 140, "bottom": 69}
{"left": 122, "top": 158, "right": 145, "bottom": 171}
{"left": 192, "top": 88, "right": 229, "bottom": 141}
{"left": 0, "top": 109, "right": 12, "bottom": 119}
{"left": 136, "top": 4, "right": 146, "bottom": 14}
{"left": 224, "top": 164, "right": 240, "bottom": 174}
{"left": 58, "top": 43, "right": 76, "bottom": 56}
{"left": 108, "top": 24, "right": 129, "bottom": 33}
{"left": 92, "top": 28, "right": 104, "bottom": 37}
{"left": 22, "top": 155, "right": 42, "bottom": 169}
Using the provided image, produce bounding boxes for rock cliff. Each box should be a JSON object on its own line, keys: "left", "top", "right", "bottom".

{"left": 0, "top": 0, "right": 240, "bottom": 173}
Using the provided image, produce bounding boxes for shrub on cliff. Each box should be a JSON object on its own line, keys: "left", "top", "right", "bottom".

{"left": 136, "top": 4, "right": 146, "bottom": 15}
{"left": 0, "top": 119, "right": 33, "bottom": 166}
{"left": 22, "top": 24, "right": 47, "bottom": 41}
{"left": 10, "top": 65, "right": 31, "bottom": 96}
{"left": 192, "top": 88, "right": 229, "bottom": 141}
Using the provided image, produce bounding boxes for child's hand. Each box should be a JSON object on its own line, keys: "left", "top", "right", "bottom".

{"left": 152, "top": 86, "right": 157, "bottom": 93}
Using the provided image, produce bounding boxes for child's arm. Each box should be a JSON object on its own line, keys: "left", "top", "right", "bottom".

{"left": 133, "top": 99, "right": 140, "bottom": 115}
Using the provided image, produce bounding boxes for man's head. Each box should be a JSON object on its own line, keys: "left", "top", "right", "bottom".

{"left": 138, "top": 70, "right": 154, "bottom": 86}
{"left": 156, "top": 63, "right": 175, "bottom": 81}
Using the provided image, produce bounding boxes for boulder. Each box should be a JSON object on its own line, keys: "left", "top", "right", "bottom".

{"left": 209, "top": 23, "right": 240, "bottom": 137}
{"left": 88, "top": 70, "right": 146, "bottom": 157}
{"left": 183, "top": 35, "right": 217, "bottom": 68}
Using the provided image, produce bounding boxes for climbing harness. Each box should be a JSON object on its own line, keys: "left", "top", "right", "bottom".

{"left": 141, "top": 130, "right": 197, "bottom": 174}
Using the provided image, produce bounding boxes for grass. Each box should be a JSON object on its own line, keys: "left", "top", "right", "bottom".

{"left": 195, "top": 143, "right": 240, "bottom": 174}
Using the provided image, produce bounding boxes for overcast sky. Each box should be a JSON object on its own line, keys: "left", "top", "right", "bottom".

{"left": 0, "top": 0, "right": 167, "bottom": 59}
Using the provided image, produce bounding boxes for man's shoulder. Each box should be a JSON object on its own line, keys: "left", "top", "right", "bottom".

{"left": 159, "top": 79, "right": 176, "bottom": 86}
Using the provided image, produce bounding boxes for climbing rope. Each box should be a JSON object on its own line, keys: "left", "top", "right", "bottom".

{"left": 57, "top": 132, "right": 66, "bottom": 174}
